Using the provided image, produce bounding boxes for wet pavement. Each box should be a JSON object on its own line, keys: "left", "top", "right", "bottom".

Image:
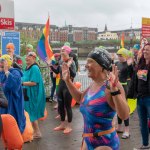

{"left": 0, "top": 101, "right": 147, "bottom": 150}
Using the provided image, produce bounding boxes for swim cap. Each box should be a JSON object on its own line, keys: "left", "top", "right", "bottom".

{"left": 64, "top": 42, "right": 71, "bottom": 47}
{"left": 88, "top": 47, "right": 112, "bottom": 71}
{"left": 27, "top": 52, "right": 37, "bottom": 58}
{"left": 133, "top": 44, "right": 140, "bottom": 50}
{"left": 6, "top": 43, "right": 15, "bottom": 50}
{"left": 117, "top": 48, "right": 129, "bottom": 58}
{"left": 0, "top": 54, "right": 13, "bottom": 67}
{"left": 128, "top": 51, "right": 134, "bottom": 57}
{"left": 99, "top": 46, "right": 106, "bottom": 49}
{"left": 61, "top": 46, "right": 72, "bottom": 54}
{"left": 54, "top": 53, "right": 60, "bottom": 57}
{"left": 26, "top": 44, "right": 33, "bottom": 50}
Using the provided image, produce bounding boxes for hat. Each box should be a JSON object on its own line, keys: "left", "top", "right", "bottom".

{"left": 27, "top": 52, "right": 37, "bottom": 58}
{"left": 128, "top": 51, "right": 134, "bottom": 57}
{"left": 133, "top": 44, "right": 140, "bottom": 50}
{"left": 26, "top": 44, "right": 33, "bottom": 50}
{"left": 54, "top": 53, "right": 60, "bottom": 57}
{"left": 6, "top": 43, "right": 15, "bottom": 50}
{"left": 88, "top": 47, "right": 112, "bottom": 71}
{"left": 117, "top": 48, "right": 129, "bottom": 58}
{"left": 61, "top": 46, "right": 72, "bottom": 54}
{"left": 0, "top": 54, "right": 13, "bottom": 67}
{"left": 64, "top": 42, "right": 71, "bottom": 47}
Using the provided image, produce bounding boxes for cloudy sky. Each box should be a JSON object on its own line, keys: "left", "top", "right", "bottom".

{"left": 14, "top": 0, "right": 150, "bottom": 31}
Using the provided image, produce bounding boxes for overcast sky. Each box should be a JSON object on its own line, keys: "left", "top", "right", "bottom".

{"left": 14, "top": 0, "right": 150, "bottom": 31}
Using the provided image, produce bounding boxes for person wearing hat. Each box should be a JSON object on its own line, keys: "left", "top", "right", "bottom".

{"left": 49, "top": 53, "right": 61, "bottom": 102}
{"left": 49, "top": 46, "right": 76, "bottom": 134}
{"left": 6, "top": 43, "right": 23, "bottom": 69}
{"left": 115, "top": 48, "right": 133, "bottom": 139}
{"left": 22, "top": 44, "right": 39, "bottom": 71}
{"left": 61, "top": 47, "right": 129, "bottom": 150}
{"left": 22, "top": 52, "right": 46, "bottom": 138}
{"left": 0, "top": 54, "right": 26, "bottom": 133}
{"left": 132, "top": 44, "right": 141, "bottom": 65}
{"left": 63, "top": 44, "right": 79, "bottom": 72}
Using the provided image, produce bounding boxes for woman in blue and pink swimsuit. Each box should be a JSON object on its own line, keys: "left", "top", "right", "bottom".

{"left": 62, "top": 47, "right": 130, "bottom": 150}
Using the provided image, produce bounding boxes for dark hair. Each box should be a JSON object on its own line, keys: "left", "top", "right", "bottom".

{"left": 137, "top": 43, "right": 150, "bottom": 70}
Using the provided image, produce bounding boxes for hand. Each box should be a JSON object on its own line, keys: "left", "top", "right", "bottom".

{"left": 111, "top": 53, "right": 115, "bottom": 60}
{"left": 62, "top": 62, "right": 70, "bottom": 82}
{"left": 108, "top": 64, "right": 119, "bottom": 91}
{"left": 67, "top": 57, "right": 73, "bottom": 67}
{"left": 45, "top": 57, "right": 51, "bottom": 65}
{"left": 3, "top": 60, "right": 9, "bottom": 73}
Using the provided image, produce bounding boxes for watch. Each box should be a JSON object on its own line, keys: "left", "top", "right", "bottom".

{"left": 110, "top": 90, "right": 121, "bottom": 96}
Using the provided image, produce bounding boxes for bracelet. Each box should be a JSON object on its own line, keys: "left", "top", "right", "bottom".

{"left": 110, "top": 89, "right": 121, "bottom": 96}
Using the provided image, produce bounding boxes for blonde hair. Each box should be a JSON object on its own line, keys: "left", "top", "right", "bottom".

{"left": 0, "top": 54, "right": 13, "bottom": 67}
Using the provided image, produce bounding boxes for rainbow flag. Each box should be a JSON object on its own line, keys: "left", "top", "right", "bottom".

{"left": 120, "top": 32, "right": 125, "bottom": 48}
{"left": 37, "top": 18, "right": 54, "bottom": 62}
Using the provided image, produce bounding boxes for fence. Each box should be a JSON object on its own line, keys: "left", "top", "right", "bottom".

{"left": 40, "top": 60, "right": 91, "bottom": 97}
{"left": 40, "top": 65, "right": 51, "bottom": 97}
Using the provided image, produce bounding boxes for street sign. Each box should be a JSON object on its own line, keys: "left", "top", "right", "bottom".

{"left": 1, "top": 31, "right": 20, "bottom": 55}
{"left": 0, "top": 0, "right": 15, "bottom": 30}
{"left": 142, "top": 17, "right": 150, "bottom": 38}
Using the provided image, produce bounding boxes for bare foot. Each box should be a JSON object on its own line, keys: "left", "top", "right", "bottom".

{"left": 33, "top": 132, "right": 42, "bottom": 139}
{"left": 63, "top": 127, "right": 72, "bottom": 134}
{"left": 55, "top": 115, "right": 60, "bottom": 119}
{"left": 53, "top": 104, "right": 58, "bottom": 109}
{"left": 53, "top": 122, "right": 66, "bottom": 131}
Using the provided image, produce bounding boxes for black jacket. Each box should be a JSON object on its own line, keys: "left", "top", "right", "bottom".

{"left": 127, "top": 70, "right": 150, "bottom": 99}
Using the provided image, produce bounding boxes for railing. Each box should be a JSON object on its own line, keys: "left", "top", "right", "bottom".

{"left": 40, "top": 61, "right": 91, "bottom": 97}
{"left": 74, "top": 73, "right": 91, "bottom": 91}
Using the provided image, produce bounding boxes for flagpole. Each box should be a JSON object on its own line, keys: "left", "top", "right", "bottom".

{"left": 48, "top": 12, "right": 50, "bottom": 19}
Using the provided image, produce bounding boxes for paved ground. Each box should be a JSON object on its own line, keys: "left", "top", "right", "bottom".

{"left": 0, "top": 101, "right": 147, "bottom": 150}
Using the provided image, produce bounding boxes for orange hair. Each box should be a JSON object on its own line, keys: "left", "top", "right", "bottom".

{"left": 6, "top": 43, "right": 15, "bottom": 50}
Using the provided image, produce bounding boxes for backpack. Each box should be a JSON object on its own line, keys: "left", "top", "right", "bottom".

{"left": 69, "top": 51, "right": 78, "bottom": 72}
{"left": 1, "top": 114, "right": 24, "bottom": 149}
{"left": 22, "top": 111, "right": 33, "bottom": 143}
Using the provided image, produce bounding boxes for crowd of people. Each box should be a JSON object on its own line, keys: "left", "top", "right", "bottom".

{"left": 0, "top": 41, "right": 149, "bottom": 150}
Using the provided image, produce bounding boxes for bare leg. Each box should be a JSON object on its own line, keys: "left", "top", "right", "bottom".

{"left": 81, "top": 140, "right": 87, "bottom": 150}
{"left": 124, "top": 126, "right": 129, "bottom": 133}
{"left": 32, "top": 120, "right": 42, "bottom": 138}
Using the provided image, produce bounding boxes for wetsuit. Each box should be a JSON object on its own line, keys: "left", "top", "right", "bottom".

{"left": 51, "top": 59, "right": 76, "bottom": 122}
{"left": 116, "top": 61, "right": 132, "bottom": 127}
{"left": 80, "top": 82, "right": 119, "bottom": 150}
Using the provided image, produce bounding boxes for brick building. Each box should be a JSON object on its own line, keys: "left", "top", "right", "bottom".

{"left": 15, "top": 22, "right": 98, "bottom": 42}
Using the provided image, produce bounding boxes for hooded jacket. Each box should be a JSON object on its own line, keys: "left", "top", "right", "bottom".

{"left": 0, "top": 68, "right": 26, "bottom": 133}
